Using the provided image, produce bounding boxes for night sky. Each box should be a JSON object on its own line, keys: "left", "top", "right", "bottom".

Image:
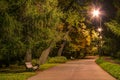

{"left": 93, "top": 0, "right": 117, "bottom": 21}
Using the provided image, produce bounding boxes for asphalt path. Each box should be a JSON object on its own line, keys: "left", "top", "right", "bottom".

{"left": 28, "top": 57, "right": 116, "bottom": 80}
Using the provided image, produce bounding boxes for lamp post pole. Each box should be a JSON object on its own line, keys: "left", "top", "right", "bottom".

{"left": 98, "top": 27, "right": 102, "bottom": 56}
{"left": 98, "top": 17, "right": 103, "bottom": 56}
{"left": 91, "top": 8, "right": 102, "bottom": 56}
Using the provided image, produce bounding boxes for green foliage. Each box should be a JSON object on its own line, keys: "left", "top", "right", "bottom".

{"left": 79, "top": 53, "right": 86, "bottom": 58}
{"left": 32, "top": 59, "right": 38, "bottom": 65}
{"left": 101, "top": 38, "right": 116, "bottom": 56}
{"left": 69, "top": 24, "right": 90, "bottom": 51}
{"left": 0, "top": 0, "right": 25, "bottom": 66}
{"left": 105, "top": 20, "right": 120, "bottom": 36}
{"left": 0, "top": 0, "right": 8, "bottom": 13}
{"left": 58, "top": 0, "right": 98, "bottom": 58}
{"left": 103, "top": 0, "right": 120, "bottom": 59}
{"left": 115, "top": 51, "right": 120, "bottom": 58}
{"left": 96, "top": 57, "right": 120, "bottom": 80}
{"left": 0, "top": 0, "right": 64, "bottom": 65}
{"left": 0, "top": 0, "right": 95, "bottom": 66}
{"left": 96, "top": 57, "right": 104, "bottom": 64}
{"left": 0, "top": 64, "right": 35, "bottom": 80}
{"left": 48, "top": 56, "right": 67, "bottom": 63}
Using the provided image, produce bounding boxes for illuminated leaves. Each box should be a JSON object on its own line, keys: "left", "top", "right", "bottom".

{"left": 105, "top": 20, "right": 120, "bottom": 36}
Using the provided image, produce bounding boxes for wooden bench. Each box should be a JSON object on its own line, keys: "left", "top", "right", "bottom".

{"left": 25, "top": 62, "right": 39, "bottom": 71}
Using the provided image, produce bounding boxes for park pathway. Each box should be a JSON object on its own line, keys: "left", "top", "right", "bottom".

{"left": 28, "top": 56, "right": 116, "bottom": 80}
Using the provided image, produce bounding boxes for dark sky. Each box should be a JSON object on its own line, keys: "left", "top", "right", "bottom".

{"left": 102, "top": 0, "right": 116, "bottom": 20}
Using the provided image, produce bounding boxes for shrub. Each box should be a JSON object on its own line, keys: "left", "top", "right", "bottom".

{"left": 32, "top": 59, "right": 38, "bottom": 65}
{"left": 96, "top": 57, "right": 120, "bottom": 80}
{"left": 48, "top": 56, "right": 67, "bottom": 63}
{"left": 79, "top": 53, "right": 86, "bottom": 59}
{"left": 116, "top": 51, "right": 120, "bottom": 58}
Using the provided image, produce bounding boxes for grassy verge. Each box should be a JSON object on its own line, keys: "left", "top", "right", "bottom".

{"left": 0, "top": 63, "right": 59, "bottom": 80}
{"left": 0, "top": 56, "right": 67, "bottom": 80}
{"left": 0, "top": 72, "right": 35, "bottom": 80}
{"left": 48, "top": 56, "right": 67, "bottom": 63}
{"left": 96, "top": 57, "right": 120, "bottom": 80}
{"left": 0, "top": 65, "right": 35, "bottom": 80}
{"left": 40, "top": 56, "right": 68, "bottom": 70}
{"left": 40, "top": 63, "right": 58, "bottom": 70}
{"left": 0, "top": 63, "right": 58, "bottom": 80}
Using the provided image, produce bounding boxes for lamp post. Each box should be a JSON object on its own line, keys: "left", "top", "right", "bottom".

{"left": 92, "top": 8, "right": 102, "bottom": 56}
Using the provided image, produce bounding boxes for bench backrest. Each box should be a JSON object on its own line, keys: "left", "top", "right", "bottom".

{"left": 25, "top": 62, "right": 33, "bottom": 68}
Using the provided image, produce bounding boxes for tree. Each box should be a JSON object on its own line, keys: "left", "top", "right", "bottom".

{"left": 103, "top": 0, "right": 120, "bottom": 58}
{"left": 0, "top": 0, "right": 100, "bottom": 67}
{"left": 0, "top": 0, "right": 63, "bottom": 66}
{"left": 56, "top": 0, "right": 92, "bottom": 57}
{"left": 38, "top": 0, "right": 63, "bottom": 64}
{"left": 0, "top": 0, "right": 25, "bottom": 67}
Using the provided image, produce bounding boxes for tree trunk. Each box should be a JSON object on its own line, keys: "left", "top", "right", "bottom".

{"left": 57, "top": 29, "right": 71, "bottom": 56}
{"left": 25, "top": 48, "right": 32, "bottom": 62}
{"left": 38, "top": 42, "right": 53, "bottom": 65}
{"left": 57, "top": 41, "right": 66, "bottom": 56}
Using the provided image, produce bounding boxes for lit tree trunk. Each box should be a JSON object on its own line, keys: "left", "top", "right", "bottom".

{"left": 25, "top": 48, "right": 32, "bottom": 62}
{"left": 57, "top": 29, "right": 70, "bottom": 56}
{"left": 38, "top": 42, "right": 53, "bottom": 65}
{"left": 57, "top": 41, "right": 66, "bottom": 56}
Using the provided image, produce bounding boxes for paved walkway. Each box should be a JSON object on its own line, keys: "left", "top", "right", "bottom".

{"left": 28, "top": 57, "right": 116, "bottom": 80}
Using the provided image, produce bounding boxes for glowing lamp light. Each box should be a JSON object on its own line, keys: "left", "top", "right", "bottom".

{"left": 100, "top": 36, "right": 102, "bottom": 39}
{"left": 98, "top": 28, "right": 102, "bottom": 32}
{"left": 92, "top": 9, "right": 100, "bottom": 17}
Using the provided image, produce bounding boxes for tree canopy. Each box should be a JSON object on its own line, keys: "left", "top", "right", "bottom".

{"left": 0, "top": 0, "right": 101, "bottom": 67}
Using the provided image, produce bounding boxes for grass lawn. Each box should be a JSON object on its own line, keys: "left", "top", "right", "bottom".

{"left": 0, "top": 65, "right": 36, "bottom": 80}
{"left": 0, "top": 72, "right": 35, "bottom": 80}
{"left": 0, "top": 63, "right": 58, "bottom": 80}
{"left": 40, "top": 63, "right": 58, "bottom": 70}
{"left": 96, "top": 57, "right": 120, "bottom": 80}
{"left": 0, "top": 56, "right": 67, "bottom": 80}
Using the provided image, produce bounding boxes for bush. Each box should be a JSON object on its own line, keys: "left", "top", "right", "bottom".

{"left": 79, "top": 53, "right": 86, "bottom": 59}
{"left": 48, "top": 56, "right": 67, "bottom": 63}
{"left": 32, "top": 59, "right": 38, "bottom": 65}
{"left": 116, "top": 51, "right": 120, "bottom": 58}
{"left": 96, "top": 57, "right": 120, "bottom": 80}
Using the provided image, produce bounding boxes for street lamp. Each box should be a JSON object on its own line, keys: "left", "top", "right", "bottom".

{"left": 91, "top": 8, "right": 102, "bottom": 29}
{"left": 97, "top": 27, "right": 102, "bottom": 32}
{"left": 92, "top": 8, "right": 102, "bottom": 56}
